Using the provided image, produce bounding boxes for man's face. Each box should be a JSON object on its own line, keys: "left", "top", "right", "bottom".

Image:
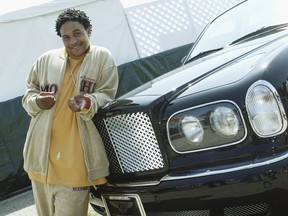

{"left": 60, "top": 21, "right": 91, "bottom": 57}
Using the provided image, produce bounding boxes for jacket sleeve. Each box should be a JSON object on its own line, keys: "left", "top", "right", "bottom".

{"left": 78, "top": 50, "right": 119, "bottom": 121}
{"left": 22, "top": 61, "right": 42, "bottom": 117}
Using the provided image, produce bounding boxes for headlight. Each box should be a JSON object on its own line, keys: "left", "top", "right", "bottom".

{"left": 246, "top": 80, "right": 287, "bottom": 137}
{"left": 167, "top": 101, "right": 246, "bottom": 153}
{"left": 210, "top": 107, "right": 239, "bottom": 137}
{"left": 180, "top": 116, "right": 204, "bottom": 143}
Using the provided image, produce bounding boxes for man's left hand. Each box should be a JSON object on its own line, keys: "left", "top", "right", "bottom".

{"left": 68, "top": 95, "right": 86, "bottom": 112}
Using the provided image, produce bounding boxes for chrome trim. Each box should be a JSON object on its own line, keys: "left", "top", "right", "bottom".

{"left": 245, "top": 80, "right": 288, "bottom": 138}
{"left": 166, "top": 100, "right": 247, "bottom": 154}
{"left": 112, "top": 150, "right": 288, "bottom": 187}
{"left": 162, "top": 150, "right": 288, "bottom": 182}
{"left": 102, "top": 194, "right": 146, "bottom": 216}
{"left": 89, "top": 194, "right": 105, "bottom": 207}
{"left": 112, "top": 180, "right": 161, "bottom": 187}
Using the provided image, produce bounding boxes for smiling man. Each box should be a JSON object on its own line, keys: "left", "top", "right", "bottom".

{"left": 22, "top": 9, "right": 118, "bottom": 216}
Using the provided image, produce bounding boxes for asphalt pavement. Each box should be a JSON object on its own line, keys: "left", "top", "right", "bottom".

{"left": 0, "top": 189, "right": 98, "bottom": 216}
{"left": 0, "top": 189, "right": 36, "bottom": 216}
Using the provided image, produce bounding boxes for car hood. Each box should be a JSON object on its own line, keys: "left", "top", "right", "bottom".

{"left": 119, "top": 32, "right": 288, "bottom": 102}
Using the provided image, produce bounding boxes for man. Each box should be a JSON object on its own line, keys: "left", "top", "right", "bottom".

{"left": 22, "top": 8, "right": 118, "bottom": 216}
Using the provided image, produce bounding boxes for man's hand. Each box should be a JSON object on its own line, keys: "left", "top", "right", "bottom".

{"left": 36, "top": 92, "right": 56, "bottom": 110}
{"left": 68, "top": 95, "right": 86, "bottom": 112}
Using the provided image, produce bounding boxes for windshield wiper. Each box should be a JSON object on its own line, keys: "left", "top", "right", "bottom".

{"left": 230, "top": 23, "right": 288, "bottom": 45}
{"left": 184, "top": 47, "right": 224, "bottom": 65}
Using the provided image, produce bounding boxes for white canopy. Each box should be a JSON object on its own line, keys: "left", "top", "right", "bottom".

{"left": 0, "top": 0, "right": 240, "bottom": 102}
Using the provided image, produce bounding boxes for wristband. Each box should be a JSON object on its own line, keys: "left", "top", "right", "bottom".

{"left": 84, "top": 96, "right": 91, "bottom": 109}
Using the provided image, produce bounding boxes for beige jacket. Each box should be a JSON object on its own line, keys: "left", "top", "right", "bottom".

{"left": 22, "top": 46, "right": 118, "bottom": 181}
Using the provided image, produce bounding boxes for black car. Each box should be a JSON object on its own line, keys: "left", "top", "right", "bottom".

{"left": 90, "top": 0, "right": 288, "bottom": 215}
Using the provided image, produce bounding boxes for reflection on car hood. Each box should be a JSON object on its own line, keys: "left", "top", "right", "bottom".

{"left": 121, "top": 34, "right": 287, "bottom": 101}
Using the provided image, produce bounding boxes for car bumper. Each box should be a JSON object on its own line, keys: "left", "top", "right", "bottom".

{"left": 91, "top": 156, "right": 288, "bottom": 216}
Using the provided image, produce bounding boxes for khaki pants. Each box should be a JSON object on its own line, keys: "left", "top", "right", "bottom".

{"left": 31, "top": 181, "right": 89, "bottom": 216}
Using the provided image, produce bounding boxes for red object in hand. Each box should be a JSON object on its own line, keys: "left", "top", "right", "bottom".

{"left": 68, "top": 94, "right": 90, "bottom": 112}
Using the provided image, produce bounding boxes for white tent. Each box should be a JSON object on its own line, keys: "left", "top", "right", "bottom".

{"left": 0, "top": 0, "right": 240, "bottom": 102}
{"left": 0, "top": 0, "right": 139, "bottom": 102}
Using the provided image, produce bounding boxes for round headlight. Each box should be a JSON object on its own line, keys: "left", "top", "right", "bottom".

{"left": 180, "top": 116, "right": 204, "bottom": 143}
{"left": 210, "top": 107, "right": 239, "bottom": 137}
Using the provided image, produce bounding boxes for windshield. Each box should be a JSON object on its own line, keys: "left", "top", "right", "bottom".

{"left": 185, "top": 0, "right": 288, "bottom": 62}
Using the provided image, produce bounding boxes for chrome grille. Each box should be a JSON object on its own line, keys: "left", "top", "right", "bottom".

{"left": 97, "top": 112, "right": 164, "bottom": 173}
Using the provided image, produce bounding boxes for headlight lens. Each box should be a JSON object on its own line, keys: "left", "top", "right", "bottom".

{"left": 167, "top": 101, "right": 246, "bottom": 153}
{"left": 180, "top": 116, "right": 204, "bottom": 143}
{"left": 246, "top": 80, "right": 287, "bottom": 137}
{"left": 210, "top": 107, "right": 239, "bottom": 137}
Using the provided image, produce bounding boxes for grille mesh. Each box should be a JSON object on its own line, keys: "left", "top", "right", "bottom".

{"left": 224, "top": 203, "right": 271, "bottom": 216}
{"left": 98, "top": 112, "right": 164, "bottom": 173}
{"left": 147, "top": 210, "right": 210, "bottom": 216}
{"left": 147, "top": 203, "right": 271, "bottom": 216}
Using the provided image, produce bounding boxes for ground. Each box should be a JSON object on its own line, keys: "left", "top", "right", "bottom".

{"left": 0, "top": 190, "right": 99, "bottom": 216}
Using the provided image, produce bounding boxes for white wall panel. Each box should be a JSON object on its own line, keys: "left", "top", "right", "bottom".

{"left": 124, "top": 0, "right": 242, "bottom": 57}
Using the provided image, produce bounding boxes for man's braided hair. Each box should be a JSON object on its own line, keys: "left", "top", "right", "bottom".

{"left": 55, "top": 8, "right": 92, "bottom": 37}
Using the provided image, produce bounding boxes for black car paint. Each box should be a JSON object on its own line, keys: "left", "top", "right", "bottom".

{"left": 94, "top": 159, "right": 288, "bottom": 215}
{"left": 91, "top": 15, "right": 288, "bottom": 216}
{"left": 97, "top": 31, "right": 288, "bottom": 174}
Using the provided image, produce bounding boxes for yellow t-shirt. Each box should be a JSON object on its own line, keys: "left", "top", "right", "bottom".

{"left": 29, "top": 54, "right": 106, "bottom": 187}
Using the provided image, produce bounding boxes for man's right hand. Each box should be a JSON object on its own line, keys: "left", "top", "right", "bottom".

{"left": 36, "top": 92, "right": 56, "bottom": 110}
